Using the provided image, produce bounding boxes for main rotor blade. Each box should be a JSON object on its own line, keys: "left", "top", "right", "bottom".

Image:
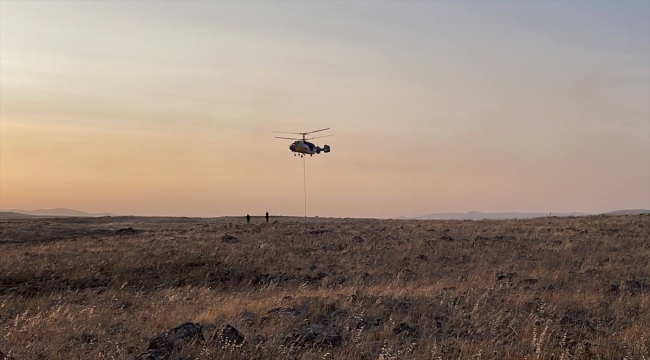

{"left": 304, "top": 127, "right": 330, "bottom": 134}
{"left": 273, "top": 131, "right": 304, "bottom": 135}
{"left": 275, "top": 136, "right": 300, "bottom": 140}
{"left": 273, "top": 128, "right": 330, "bottom": 135}
{"left": 305, "top": 134, "right": 333, "bottom": 140}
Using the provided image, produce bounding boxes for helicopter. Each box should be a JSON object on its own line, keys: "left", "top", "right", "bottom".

{"left": 274, "top": 128, "right": 332, "bottom": 157}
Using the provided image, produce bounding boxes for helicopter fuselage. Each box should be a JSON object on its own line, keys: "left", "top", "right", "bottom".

{"left": 290, "top": 140, "right": 315, "bottom": 154}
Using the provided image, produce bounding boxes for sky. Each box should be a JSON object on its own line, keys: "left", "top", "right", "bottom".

{"left": 1, "top": 0, "right": 649, "bottom": 218}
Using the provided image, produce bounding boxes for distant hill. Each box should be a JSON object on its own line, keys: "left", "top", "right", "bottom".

{"left": 402, "top": 209, "right": 649, "bottom": 220}
{"left": 1, "top": 208, "right": 116, "bottom": 217}
{"left": 412, "top": 211, "right": 586, "bottom": 220}
{"left": 0, "top": 211, "right": 39, "bottom": 219}
{"left": 604, "top": 209, "right": 650, "bottom": 216}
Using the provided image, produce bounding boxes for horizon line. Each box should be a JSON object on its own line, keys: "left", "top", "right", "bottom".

{"left": 2, "top": 207, "right": 649, "bottom": 220}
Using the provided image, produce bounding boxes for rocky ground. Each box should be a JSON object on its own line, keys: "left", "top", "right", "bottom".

{"left": 0, "top": 214, "right": 648, "bottom": 359}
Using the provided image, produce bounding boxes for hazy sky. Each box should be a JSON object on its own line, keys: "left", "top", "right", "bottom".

{"left": 1, "top": 0, "right": 649, "bottom": 218}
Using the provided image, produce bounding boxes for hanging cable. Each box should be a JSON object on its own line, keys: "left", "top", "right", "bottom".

{"left": 303, "top": 155, "right": 307, "bottom": 223}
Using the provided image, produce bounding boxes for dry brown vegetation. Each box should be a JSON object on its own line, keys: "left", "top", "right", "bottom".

{"left": 1, "top": 214, "right": 649, "bottom": 359}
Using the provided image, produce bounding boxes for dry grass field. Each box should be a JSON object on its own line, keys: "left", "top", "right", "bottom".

{"left": 0, "top": 214, "right": 648, "bottom": 360}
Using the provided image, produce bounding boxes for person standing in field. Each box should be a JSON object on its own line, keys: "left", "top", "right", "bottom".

{"left": 265, "top": 211, "right": 269, "bottom": 223}
{"left": 246, "top": 214, "right": 250, "bottom": 224}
